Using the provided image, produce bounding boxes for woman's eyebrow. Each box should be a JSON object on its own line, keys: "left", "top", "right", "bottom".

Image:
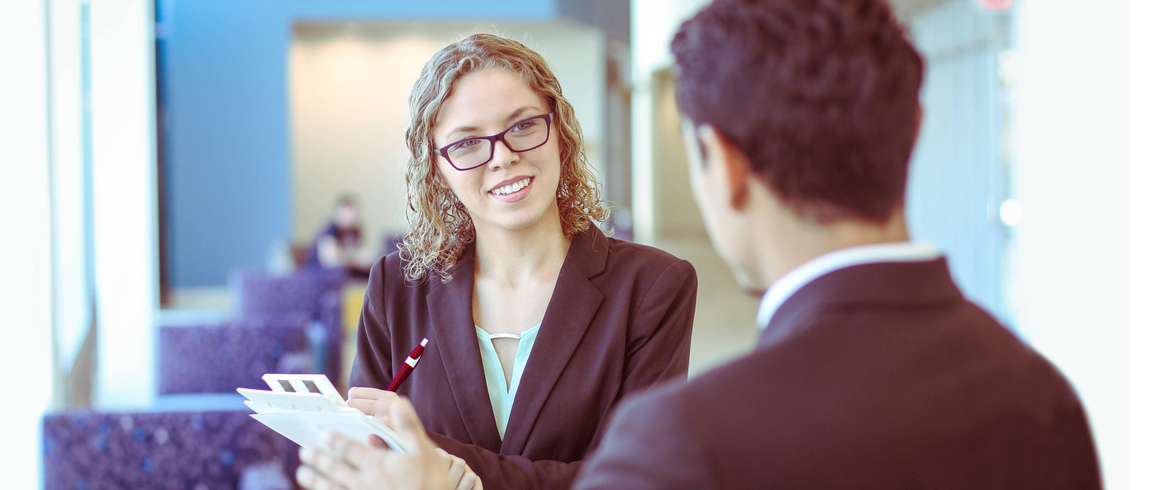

{"left": 444, "top": 125, "right": 478, "bottom": 141}
{"left": 443, "top": 105, "right": 543, "bottom": 141}
{"left": 503, "top": 106, "right": 537, "bottom": 124}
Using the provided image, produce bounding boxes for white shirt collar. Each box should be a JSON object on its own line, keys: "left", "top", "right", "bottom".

{"left": 755, "top": 241, "right": 941, "bottom": 330}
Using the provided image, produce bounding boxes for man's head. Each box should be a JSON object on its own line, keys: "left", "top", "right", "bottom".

{"left": 673, "top": 0, "right": 924, "bottom": 290}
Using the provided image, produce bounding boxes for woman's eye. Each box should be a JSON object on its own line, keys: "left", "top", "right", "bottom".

{"left": 457, "top": 139, "right": 481, "bottom": 149}
{"left": 513, "top": 120, "right": 538, "bottom": 132}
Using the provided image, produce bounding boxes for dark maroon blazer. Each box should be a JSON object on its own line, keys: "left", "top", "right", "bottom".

{"left": 577, "top": 259, "right": 1101, "bottom": 489}
{"left": 350, "top": 226, "right": 697, "bottom": 489}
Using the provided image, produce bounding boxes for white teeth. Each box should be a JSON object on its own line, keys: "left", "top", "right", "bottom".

{"left": 492, "top": 177, "right": 531, "bottom": 196}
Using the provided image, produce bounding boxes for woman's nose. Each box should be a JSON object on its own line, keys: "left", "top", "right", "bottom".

{"left": 487, "top": 139, "right": 519, "bottom": 170}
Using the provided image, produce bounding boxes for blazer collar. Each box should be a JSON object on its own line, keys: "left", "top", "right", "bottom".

{"left": 426, "top": 251, "right": 502, "bottom": 452}
{"left": 502, "top": 226, "right": 607, "bottom": 455}
{"left": 426, "top": 227, "right": 610, "bottom": 454}
{"left": 757, "top": 258, "right": 964, "bottom": 350}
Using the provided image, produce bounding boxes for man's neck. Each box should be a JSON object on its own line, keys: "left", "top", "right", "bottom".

{"left": 758, "top": 207, "right": 911, "bottom": 289}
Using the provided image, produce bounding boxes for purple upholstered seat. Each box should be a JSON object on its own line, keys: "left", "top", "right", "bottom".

{"left": 42, "top": 409, "right": 297, "bottom": 490}
{"left": 316, "top": 290, "right": 343, "bottom": 386}
{"left": 228, "top": 268, "right": 347, "bottom": 383}
{"left": 158, "top": 313, "right": 314, "bottom": 395}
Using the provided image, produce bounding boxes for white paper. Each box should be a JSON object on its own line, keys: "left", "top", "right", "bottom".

{"left": 237, "top": 373, "right": 408, "bottom": 453}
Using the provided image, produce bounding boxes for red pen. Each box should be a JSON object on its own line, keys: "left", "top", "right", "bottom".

{"left": 386, "top": 338, "right": 428, "bottom": 391}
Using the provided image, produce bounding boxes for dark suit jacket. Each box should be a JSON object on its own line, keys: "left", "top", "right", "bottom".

{"left": 577, "top": 259, "right": 1101, "bottom": 489}
{"left": 350, "top": 226, "right": 697, "bottom": 490}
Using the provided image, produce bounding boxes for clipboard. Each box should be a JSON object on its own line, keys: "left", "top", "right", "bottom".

{"left": 237, "top": 373, "right": 408, "bottom": 453}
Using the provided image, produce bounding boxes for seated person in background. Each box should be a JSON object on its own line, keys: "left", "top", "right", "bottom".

{"left": 294, "top": 1, "right": 1102, "bottom": 489}
{"left": 306, "top": 195, "right": 375, "bottom": 278}
{"left": 324, "top": 34, "right": 697, "bottom": 489}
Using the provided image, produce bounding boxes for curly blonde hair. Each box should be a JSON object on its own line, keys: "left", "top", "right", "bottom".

{"left": 400, "top": 33, "right": 608, "bottom": 283}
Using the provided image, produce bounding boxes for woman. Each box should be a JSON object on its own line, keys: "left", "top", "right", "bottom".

{"left": 346, "top": 33, "right": 697, "bottom": 489}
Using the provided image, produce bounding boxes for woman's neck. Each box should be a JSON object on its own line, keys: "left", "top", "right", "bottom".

{"left": 472, "top": 205, "right": 570, "bottom": 287}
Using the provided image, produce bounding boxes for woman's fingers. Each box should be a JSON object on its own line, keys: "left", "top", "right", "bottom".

{"left": 459, "top": 471, "right": 481, "bottom": 490}
{"left": 457, "top": 462, "right": 482, "bottom": 490}
{"left": 435, "top": 447, "right": 480, "bottom": 490}
{"left": 347, "top": 386, "right": 391, "bottom": 401}
{"left": 346, "top": 398, "right": 392, "bottom": 418}
{"left": 444, "top": 453, "right": 466, "bottom": 488}
{"left": 390, "top": 397, "right": 436, "bottom": 454}
{"left": 366, "top": 434, "right": 389, "bottom": 449}
{"left": 347, "top": 388, "right": 401, "bottom": 423}
{"left": 299, "top": 445, "right": 359, "bottom": 490}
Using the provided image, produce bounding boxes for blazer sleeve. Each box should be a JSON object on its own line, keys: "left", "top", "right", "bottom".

{"left": 575, "top": 389, "right": 713, "bottom": 490}
{"left": 428, "top": 259, "right": 698, "bottom": 490}
{"left": 348, "top": 258, "right": 392, "bottom": 389}
{"left": 618, "top": 259, "right": 697, "bottom": 398}
{"left": 428, "top": 434, "right": 582, "bottom": 490}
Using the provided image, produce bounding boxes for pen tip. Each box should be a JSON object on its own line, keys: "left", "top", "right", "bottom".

{"left": 421, "top": 338, "right": 429, "bottom": 346}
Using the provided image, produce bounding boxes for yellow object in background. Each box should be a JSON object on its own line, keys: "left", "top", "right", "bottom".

{"left": 339, "top": 281, "right": 369, "bottom": 394}
{"left": 342, "top": 282, "right": 368, "bottom": 335}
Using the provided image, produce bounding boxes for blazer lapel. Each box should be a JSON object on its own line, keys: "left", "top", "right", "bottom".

{"left": 426, "top": 252, "right": 503, "bottom": 452}
{"left": 500, "top": 228, "right": 608, "bottom": 455}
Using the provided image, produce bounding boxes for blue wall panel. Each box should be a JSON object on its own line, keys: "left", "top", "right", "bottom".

{"left": 161, "top": 0, "right": 557, "bottom": 287}
{"left": 905, "top": 1, "right": 1012, "bottom": 325}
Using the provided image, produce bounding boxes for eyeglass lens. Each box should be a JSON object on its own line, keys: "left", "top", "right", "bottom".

{"left": 445, "top": 115, "right": 550, "bottom": 169}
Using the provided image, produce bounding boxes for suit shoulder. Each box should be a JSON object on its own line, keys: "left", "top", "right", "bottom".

{"left": 603, "top": 238, "right": 696, "bottom": 276}
{"left": 616, "top": 353, "right": 761, "bottom": 418}
{"left": 951, "top": 300, "right": 1084, "bottom": 404}
{"left": 380, "top": 250, "right": 405, "bottom": 278}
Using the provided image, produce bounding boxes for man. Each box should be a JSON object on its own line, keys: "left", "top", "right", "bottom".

{"left": 295, "top": 0, "right": 1102, "bottom": 488}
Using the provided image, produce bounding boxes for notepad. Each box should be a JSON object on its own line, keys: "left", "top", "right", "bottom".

{"left": 237, "top": 373, "right": 408, "bottom": 453}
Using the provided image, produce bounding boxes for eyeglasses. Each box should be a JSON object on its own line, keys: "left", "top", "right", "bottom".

{"left": 435, "top": 113, "right": 554, "bottom": 171}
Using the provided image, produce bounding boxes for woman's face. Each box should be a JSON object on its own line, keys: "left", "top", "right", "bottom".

{"left": 432, "top": 69, "right": 562, "bottom": 235}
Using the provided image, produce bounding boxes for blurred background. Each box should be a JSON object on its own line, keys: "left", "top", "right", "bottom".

{"left": 0, "top": 0, "right": 1140, "bottom": 488}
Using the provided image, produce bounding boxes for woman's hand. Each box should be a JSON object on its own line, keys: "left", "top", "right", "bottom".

{"left": 297, "top": 398, "right": 483, "bottom": 490}
{"left": 347, "top": 386, "right": 400, "bottom": 423}
{"left": 340, "top": 389, "right": 483, "bottom": 490}
{"left": 437, "top": 448, "right": 484, "bottom": 490}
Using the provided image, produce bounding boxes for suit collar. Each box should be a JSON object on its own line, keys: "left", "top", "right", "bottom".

{"left": 565, "top": 225, "right": 610, "bottom": 278}
{"left": 426, "top": 252, "right": 503, "bottom": 452}
{"left": 501, "top": 226, "right": 606, "bottom": 455}
{"left": 426, "top": 227, "right": 609, "bottom": 454}
{"left": 756, "top": 242, "right": 940, "bottom": 330}
{"left": 757, "top": 258, "right": 964, "bottom": 350}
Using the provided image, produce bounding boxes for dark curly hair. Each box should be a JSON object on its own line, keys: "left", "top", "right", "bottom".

{"left": 672, "top": 0, "right": 924, "bottom": 223}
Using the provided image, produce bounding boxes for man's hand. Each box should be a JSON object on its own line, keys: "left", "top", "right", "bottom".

{"left": 296, "top": 397, "right": 482, "bottom": 490}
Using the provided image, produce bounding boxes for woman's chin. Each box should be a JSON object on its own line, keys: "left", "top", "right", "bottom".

{"left": 475, "top": 207, "right": 556, "bottom": 234}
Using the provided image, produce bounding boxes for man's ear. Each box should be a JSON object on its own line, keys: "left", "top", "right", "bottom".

{"left": 697, "top": 124, "right": 751, "bottom": 211}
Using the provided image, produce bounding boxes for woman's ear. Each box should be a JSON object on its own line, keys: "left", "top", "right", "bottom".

{"left": 697, "top": 125, "right": 751, "bottom": 211}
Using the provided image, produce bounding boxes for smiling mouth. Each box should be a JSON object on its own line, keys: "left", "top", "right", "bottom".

{"left": 490, "top": 177, "right": 532, "bottom": 196}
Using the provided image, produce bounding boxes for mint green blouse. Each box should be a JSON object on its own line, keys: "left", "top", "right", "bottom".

{"left": 475, "top": 323, "right": 541, "bottom": 440}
